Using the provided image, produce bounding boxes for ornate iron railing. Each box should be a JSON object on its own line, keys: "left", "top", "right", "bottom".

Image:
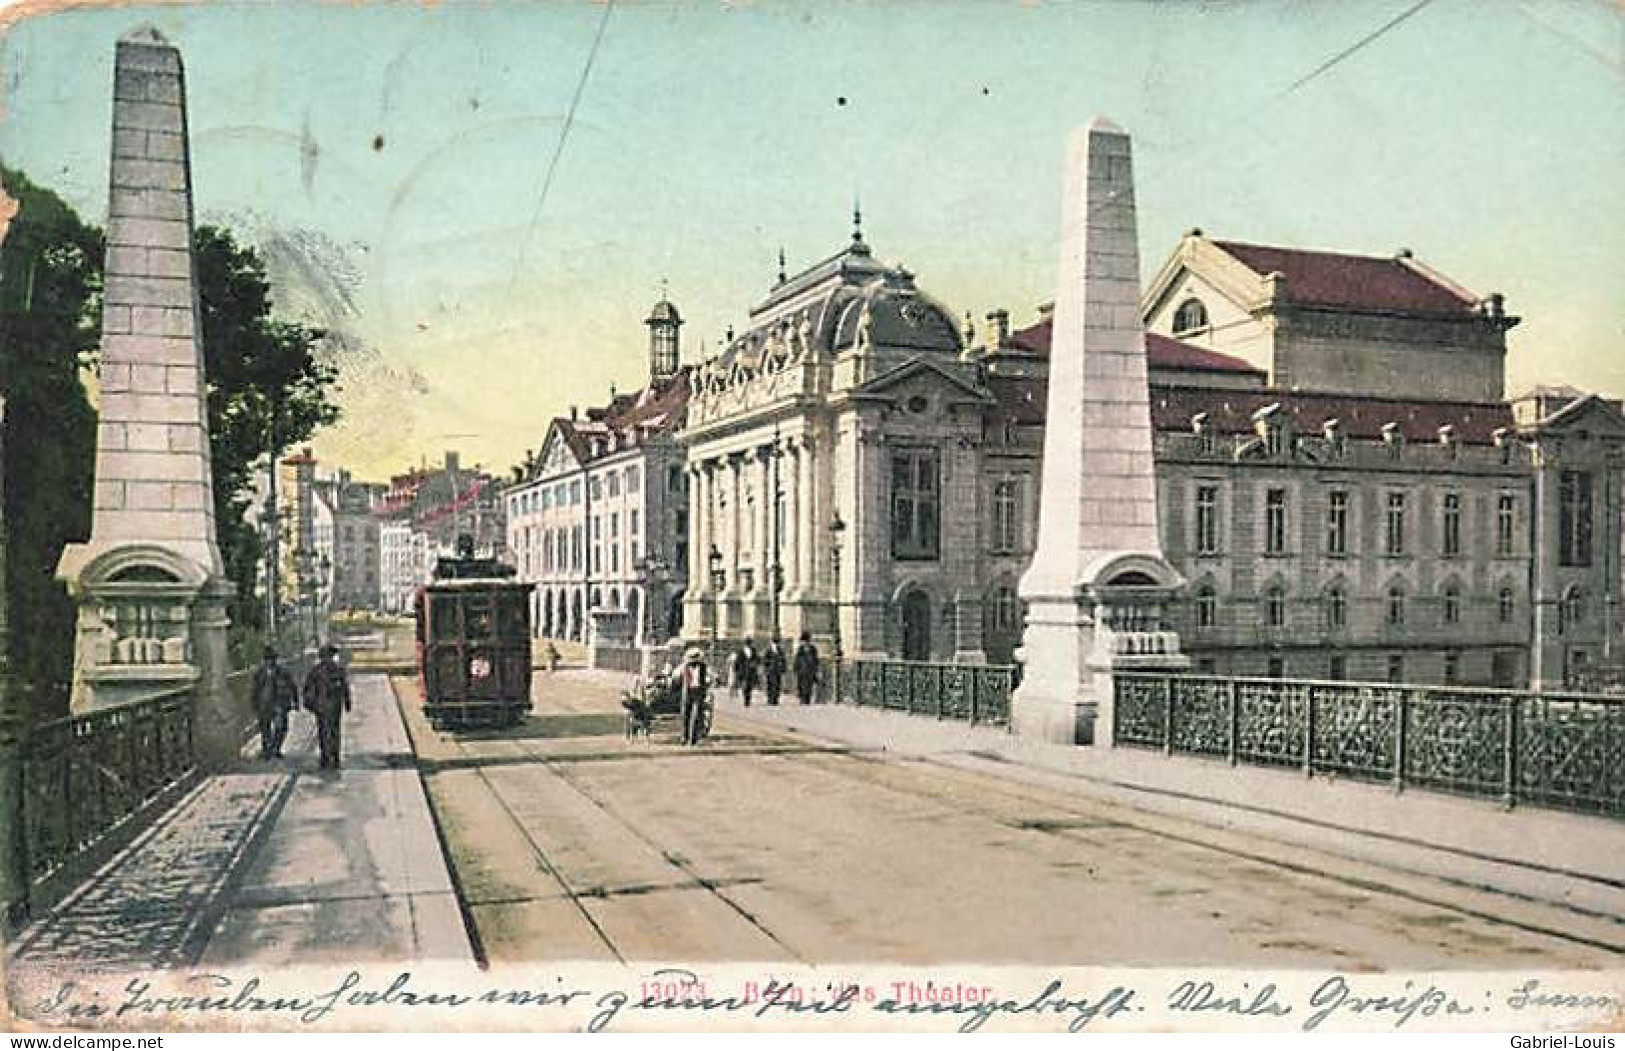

{"left": 836, "top": 658, "right": 1014, "bottom": 727}
{"left": 18, "top": 689, "right": 198, "bottom": 887}
{"left": 1114, "top": 673, "right": 1625, "bottom": 818}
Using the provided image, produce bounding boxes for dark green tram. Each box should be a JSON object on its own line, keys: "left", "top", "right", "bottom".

{"left": 414, "top": 539, "right": 534, "bottom": 730}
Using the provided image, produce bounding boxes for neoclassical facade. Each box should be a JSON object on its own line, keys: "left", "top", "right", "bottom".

{"left": 681, "top": 220, "right": 999, "bottom": 661}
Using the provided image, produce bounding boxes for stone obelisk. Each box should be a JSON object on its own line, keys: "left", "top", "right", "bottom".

{"left": 1013, "top": 118, "right": 1186, "bottom": 745}
{"left": 57, "top": 28, "right": 238, "bottom": 766}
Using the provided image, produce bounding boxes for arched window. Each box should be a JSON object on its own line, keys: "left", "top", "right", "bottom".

{"left": 1498, "top": 586, "right": 1515, "bottom": 624}
{"left": 1172, "top": 297, "right": 1209, "bottom": 335}
{"left": 1442, "top": 583, "right": 1462, "bottom": 625}
{"left": 1324, "top": 585, "right": 1347, "bottom": 631}
{"left": 1264, "top": 584, "right": 1286, "bottom": 629}
{"left": 1386, "top": 583, "right": 1406, "bottom": 627}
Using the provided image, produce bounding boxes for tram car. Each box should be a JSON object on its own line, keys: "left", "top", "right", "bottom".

{"left": 414, "top": 536, "right": 535, "bottom": 730}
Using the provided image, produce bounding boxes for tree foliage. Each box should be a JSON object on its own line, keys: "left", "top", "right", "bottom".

{"left": 0, "top": 167, "right": 100, "bottom": 722}
{"left": 192, "top": 226, "right": 340, "bottom": 642}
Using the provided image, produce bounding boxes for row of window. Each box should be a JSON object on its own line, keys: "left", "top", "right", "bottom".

{"left": 1191, "top": 581, "right": 1591, "bottom": 634}
{"left": 1193, "top": 485, "right": 1524, "bottom": 560}
{"left": 1196, "top": 651, "right": 1486, "bottom": 687}
{"left": 511, "top": 465, "right": 647, "bottom": 518}
{"left": 515, "top": 509, "right": 645, "bottom": 577}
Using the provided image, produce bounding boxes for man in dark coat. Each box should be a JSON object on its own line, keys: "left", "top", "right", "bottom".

{"left": 735, "top": 641, "right": 761, "bottom": 707}
{"left": 303, "top": 644, "right": 353, "bottom": 770}
{"left": 793, "top": 633, "right": 820, "bottom": 705}
{"left": 763, "top": 639, "right": 787, "bottom": 706}
{"left": 251, "top": 646, "right": 298, "bottom": 759}
{"left": 678, "top": 647, "right": 711, "bottom": 746}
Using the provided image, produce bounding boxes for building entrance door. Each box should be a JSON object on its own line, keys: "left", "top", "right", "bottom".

{"left": 901, "top": 590, "right": 931, "bottom": 661}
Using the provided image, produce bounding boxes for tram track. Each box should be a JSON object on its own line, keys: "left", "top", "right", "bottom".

{"left": 404, "top": 676, "right": 1622, "bottom": 966}
{"left": 442, "top": 729, "right": 808, "bottom": 964}
{"left": 758, "top": 740, "right": 1625, "bottom": 958}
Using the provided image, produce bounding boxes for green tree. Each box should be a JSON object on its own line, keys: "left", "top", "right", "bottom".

{"left": 0, "top": 167, "right": 99, "bottom": 723}
{"left": 192, "top": 226, "right": 340, "bottom": 650}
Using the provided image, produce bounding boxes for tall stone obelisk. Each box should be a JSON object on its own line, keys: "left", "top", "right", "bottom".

{"left": 1013, "top": 118, "right": 1186, "bottom": 745}
{"left": 57, "top": 28, "right": 238, "bottom": 766}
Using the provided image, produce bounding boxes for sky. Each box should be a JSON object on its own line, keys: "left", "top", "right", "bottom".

{"left": 1, "top": 0, "right": 1622, "bottom": 479}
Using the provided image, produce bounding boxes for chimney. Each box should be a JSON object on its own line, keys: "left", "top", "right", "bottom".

{"left": 985, "top": 309, "right": 1010, "bottom": 352}
{"left": 570, "top": 404, "right": 579, "bottom": 421}
{"left": 445, "top": 450, "right": 460, "bottom": 475}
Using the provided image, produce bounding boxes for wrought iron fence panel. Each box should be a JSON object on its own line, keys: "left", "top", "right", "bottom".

{"left": 851, "top": 661, "right": 876, "bottom": 707}
{"left": 977, "top": 666, "right": 1013, "bottom": 725}
{"left": 882, "top": 664, "right": 911, "bottom": 711}
{"left": 1311, "top": 684, "right": 1399, "bottom": 781}
{"left": 1402, "top": 691, "right": 1508, "bottom": 798}
{"left": 20, "top": 690, "right": 198, "bottom": 886}
{"left": 1516, "top": 697, "right": 1625, "bottom": 815}
{"left": 1235, "top": 679, "right": 1307, "bottom": 766}
{"left": 1113, "top": 673, "right": 1168, "bottom": 747}
{"left": 833, "top": 659, "right": 1014, "bottom": 728}
{"left": 1116, "top": 671, "right": 1624, "bottom": 820}
{"left": 941, "top": 666, "right": 972, "bottom": 720}
{"left": 1169, "top": 677, "right": 1229, "bottom": 757}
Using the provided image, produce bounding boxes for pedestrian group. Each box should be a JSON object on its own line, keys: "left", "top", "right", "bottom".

{"left": 252, "top": 642, "right": 355, "bottom": 770}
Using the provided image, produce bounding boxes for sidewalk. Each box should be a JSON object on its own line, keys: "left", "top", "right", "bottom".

{"left": 7, "top": 674, "right": 472, "bottom": 973}
{"left": 711, "top": 690, "right": 1625, "bottom": 923}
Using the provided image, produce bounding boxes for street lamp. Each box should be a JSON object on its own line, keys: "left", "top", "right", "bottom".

{"left": 827, "top": 511, "right": 846, "bottom": 704}
{"left": 828, "top": 511, "right": 846, "bottom": 659}
{"left": 707, "top": 543, "right": 725, "bottom": 593}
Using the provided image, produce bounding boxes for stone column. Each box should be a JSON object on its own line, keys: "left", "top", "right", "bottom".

{"left": 687, "top": 463, "right": 705, "bottom": 597}
{"left": 55, "top": 29, "right": 238, "bottom": 767}
{"left": 784, "top": 442, "right": 801, "bottom": 596}
{"left": 1013, "top": 118, "right": 1187, "bottom": 745}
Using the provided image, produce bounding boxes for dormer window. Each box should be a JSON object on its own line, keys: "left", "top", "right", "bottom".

{"left": 1381, "top": 422, "right": 1405, "bottom": 459}
{"left": 1252, "top": 403, "right": 1289, "bottom": 458}
{"left": 1191, "top": 412, "right": 1214, "bottom": 454}
{"left": 1438, "top": 424, "right": 1458, "bottom": 459}
{"left": 1172, "top": 297, "right": 1209, "bottom": 336}
{"left": 1322, "top": 418, "right": 1346, "bottom": 458}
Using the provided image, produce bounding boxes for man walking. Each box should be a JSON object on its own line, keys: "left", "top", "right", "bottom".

{"left": 736, "top": 640, "right": 761, "bottom": 707}
{"left": 793, "top": 632, "right": 820, "bottom": 705}
{"left": 763, "top": 638, "right": 786, "bottom": 706}
{"left": 252, "top": 646, "right": 298, "bottom": 759}
{"left": 678, "top": 646, "right": 711, "bottom": 746}
{"left": 303, "top": 643, "right": 353, "bottom": 770}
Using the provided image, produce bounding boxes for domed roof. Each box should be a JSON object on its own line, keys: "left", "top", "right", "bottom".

{"left": 646, "top": 298, "right": 683, "bottom": 325}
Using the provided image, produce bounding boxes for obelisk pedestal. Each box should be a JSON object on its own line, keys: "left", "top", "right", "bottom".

{"left": 56, "top": 28, "right": 239, "bottom": 768}
{"left": 1012, "top": 119, "right": 1188, "bottom": 746}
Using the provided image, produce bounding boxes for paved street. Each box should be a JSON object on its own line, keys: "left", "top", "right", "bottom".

{"left": 401, "top": 670, "right": 1624, "bottom": 970}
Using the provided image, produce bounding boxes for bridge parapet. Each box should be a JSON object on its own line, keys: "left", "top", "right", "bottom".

{"left": 1113, "top": 671, "right": 1625, "bottom": 819}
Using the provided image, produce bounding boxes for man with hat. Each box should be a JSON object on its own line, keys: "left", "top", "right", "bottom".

{"left": 303, "top": 643, "right": 353, "bottom": 770}
{"left": 678, "top": 646, "right": 711, "bottom": 746}
{"left": 251, "top": 645, "right": 299, "bottom": 759}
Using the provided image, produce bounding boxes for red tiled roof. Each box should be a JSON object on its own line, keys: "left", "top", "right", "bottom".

{"left": 1152, "top": 386, "right": 1513, "bottom": 445}
{"left": 1145, "top": 333, "right": 1265, "bottom": 375}
{"left": 988, "top": 375, "right": 1513, "bottom": 445}
{"left": 541, "top": 370, "right": 692, "bottom": 471}
{"left": 1007, "top": 317, "right": 1261, "bottom": 375}
{"left": 1212, "top": 240, "right": 1478, "bottom": 316}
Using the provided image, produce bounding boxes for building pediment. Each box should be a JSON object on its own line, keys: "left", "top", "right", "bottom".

{"left": 851, "top": 357, "right": 992, "bottom": 405}
{"left": 1517, "top": 391, "right": 1625, "bottom": 439}
{"left": 537, "top": 423, "right": 584, "bottom": 478}
{"left": 1142, "top": 234, "right": 1276, "bottom": 324}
